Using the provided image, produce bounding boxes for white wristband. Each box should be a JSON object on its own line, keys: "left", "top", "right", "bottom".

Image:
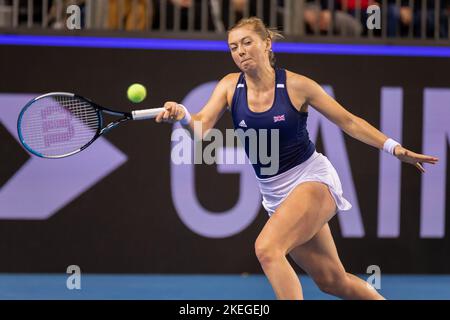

{"left": 178, "top": 104, "right": 191, "bottom": 125}
{"left": 383, "top": 138, "right": 400, "bottom": 155}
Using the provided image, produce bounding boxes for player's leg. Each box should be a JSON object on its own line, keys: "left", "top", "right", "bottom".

{"left": 254, "top": 181, "right": 337, "bottom": 299}
{"left": 289, "top": 223, "right": 385, "bottom": 300}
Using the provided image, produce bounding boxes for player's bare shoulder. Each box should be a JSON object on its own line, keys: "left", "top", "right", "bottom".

{"left": 222, "top": 72, "right": 241, "bottom": 107}
{"left": 285, "top": 69, "right": 312, "bottom": 110}
{"left": 221, "top": 72, "right": 240, "bottom": 88}
{"left": 285, "top": 70, "right": 313, "bottom": 94}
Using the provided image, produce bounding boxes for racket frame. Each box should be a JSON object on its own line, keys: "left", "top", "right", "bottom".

{"left": 17, "top": 92, "right": 132, "bottom": 159}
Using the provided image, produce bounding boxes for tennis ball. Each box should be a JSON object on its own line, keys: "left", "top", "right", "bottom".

{"left": 127, "top": 83, "right": 147, "bottom": 103}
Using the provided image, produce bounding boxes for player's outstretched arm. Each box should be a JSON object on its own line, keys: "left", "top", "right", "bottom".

{"left": 155, "top": 73, "right": 237, "bottom": 140}
{"left": 294, "top": 74, "right": 439, "bottom": 172}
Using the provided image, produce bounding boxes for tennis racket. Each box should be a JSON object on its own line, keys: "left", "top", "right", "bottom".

{"left": 17, "top": 92, "right": 164, "bottom": 158}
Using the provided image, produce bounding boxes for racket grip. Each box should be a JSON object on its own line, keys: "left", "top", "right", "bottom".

{"left": 131, "top": 108, "right": 165, "bottom": 120}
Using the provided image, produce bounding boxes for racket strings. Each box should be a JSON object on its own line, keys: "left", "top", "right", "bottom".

{"left": 19, "top": 95, "right": 101, "bottom": 157}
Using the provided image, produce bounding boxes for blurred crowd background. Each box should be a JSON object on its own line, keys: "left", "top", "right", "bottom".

{"left": 0, "top": 0, "right": 448, "bottom": 39}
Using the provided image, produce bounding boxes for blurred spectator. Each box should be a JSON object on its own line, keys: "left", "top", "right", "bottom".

{"left": 108, "top": 0, "right": 151, "bottom": 31}
{"left": 335, "top": 0, "right": 375, "bottom": 34}
{"left": 0, "top": 0, "right": 12, "bottom": 27}
{"left": 0, "top": 0, "right": 49, "bottom": 27}
{"left": 151, "top": 0, "right": 274, "bottom": 32}
{"left": 301, "top": 0, "right": 363, "bottom": 36}
{"left": 221, "top": 0, "right": 283, "bottom": 30}
{"left": 151, "top": 0, "right": 215, "bottom": 31}
{"left": 337, "top": 0, "right": 372, "bottom": 14}
{"left": 47, "top": 0, "right": 86, "bottom": 29}
{"left": 387, "top": 0, "right": 449, "bottom": 38}
{"left": 47, "top": 0, "right": 150, "bottom": 31}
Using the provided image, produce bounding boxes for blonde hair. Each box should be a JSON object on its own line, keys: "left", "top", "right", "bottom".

{"left": 228, "top": 17, "right": 284, "bottom": 67}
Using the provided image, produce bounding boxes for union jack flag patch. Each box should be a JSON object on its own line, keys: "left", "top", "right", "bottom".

{"left": 273, "top": 114, "right": 285, "bottom": 122}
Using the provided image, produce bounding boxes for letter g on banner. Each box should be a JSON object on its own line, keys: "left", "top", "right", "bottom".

{"left": 171, "top": 82, "right": 261, "bottom": 238}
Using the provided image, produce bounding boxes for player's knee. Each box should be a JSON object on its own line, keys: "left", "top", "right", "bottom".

{"left": 254, "top": 239, "right": 284, "bottom": 266}
{"left": 314, "top": 272, "right": 349, "bottom": 295}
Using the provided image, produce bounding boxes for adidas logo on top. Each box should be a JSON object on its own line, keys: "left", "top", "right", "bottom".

{"left": 238, "top": 120, "right": 247, "bottom": 128}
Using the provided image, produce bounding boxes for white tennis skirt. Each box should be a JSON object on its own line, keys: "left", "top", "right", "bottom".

{"left": 256, "top": 151, "right": 352, "bottom": 216}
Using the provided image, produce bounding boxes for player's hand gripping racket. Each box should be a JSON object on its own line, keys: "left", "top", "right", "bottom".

{"left": 17, "top": 92, "right": 164, "bottom": 158}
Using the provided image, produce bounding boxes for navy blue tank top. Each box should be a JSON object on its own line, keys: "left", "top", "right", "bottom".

{"left": 230, "top": 68, "right": 315, "bottom": 179}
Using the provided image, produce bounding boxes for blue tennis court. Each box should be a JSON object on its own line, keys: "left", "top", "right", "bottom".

{"left": 1, "top": 274, "right": 449, "bottom": 300}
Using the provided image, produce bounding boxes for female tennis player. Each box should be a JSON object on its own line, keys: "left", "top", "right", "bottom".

{"left": 155, "top": 17, "right": 438, "bottom": 300}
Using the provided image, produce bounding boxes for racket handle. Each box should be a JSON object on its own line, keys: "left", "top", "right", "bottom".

{"left": 131, "top": 108, "right": 165, "bottom": 120}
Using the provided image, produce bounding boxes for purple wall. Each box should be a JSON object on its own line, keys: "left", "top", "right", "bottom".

{"left": 0, "top": 45, "right": 449, "bottom": 273}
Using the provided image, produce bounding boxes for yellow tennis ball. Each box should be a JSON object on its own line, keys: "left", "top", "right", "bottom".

{"left": 127, "top": 83, "right": 147, "bottom": 103}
